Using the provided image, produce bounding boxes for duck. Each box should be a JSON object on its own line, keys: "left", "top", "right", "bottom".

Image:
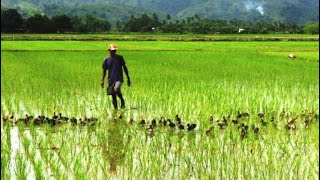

{"left": 139, "top": 119, "right": 146, "bottom": 125}
{"left": 163, "top": 119, "right": 168, "bottom": 127}
{"left": 217, "top": 120, "right": 226, "bottom": 129}
{"left": 187, "top": 123, "right": 196, "bottom": 131}
{"left": 205, "top": 126, "right": 214, "bottom": 135}
{"left": 23, "top": 114, "right": 33, "bottom": 124}
{"left": 150, "top": 119, "right": 157, "bottom": 129}
{"left": 279, "top": 108, "right": 286, "bottom": 118}
{"left": 33, "top": 116, "right": 41, "bottom": 125}
{"left": 129, "top": 118, "right": 134, "bottom": 125}
{"left": 240, "top": 129, "right": 248, "bottom": 139}
{"left": 9, "top": 113, "right": 15, "bottom": 120}
{"left": 147, "top": 124, "right": 154, "bottom": 130}
{"left": 89, "top": 120, "right": 96, "bottom": 126}
{"left": 287, "top": 116, "right": 298, "bottom": 125}
{"left": 242, "top": 124, "right": 249, "bottom": 131}
{"left": 79, "top": 118, "right": 89, "bottom": 126}
{"left": 58, "top": 113, "right": 69, "bottom": 121}
{"left": 217, "top": 117, "right": 228, "bottom": 128}
{"left": 238, "top": 123, "right": 245, "bottom": 129}
{"left": 258, "top": 112, "right": 265, "bottom": 119}
{"left": 17, "top": 116, "right": 26, "bottom": 123}
{"left": 26, "top": 114, "right": 34, "bottom": 121}
{"left": 209, "top": 115, "right": 214, "bottom": 122}
{"left": 304, "top": 117, "right": 310, "bottom": 128}
{"left": 87, "top": 117, "right": 98, "bottom": 122}
{"left": 260, "top": 119, "right": 268, "bottom": 126}
{"left": 253, "top": 126, "right": 259, "bottom": 134}
{"left": 39, "top": 115, "right": 46, "bottom": 120}
{"left": 2, "top": 114, "right": 8, "bottom": 122}
{"left": 270, "top": 115, "right": 275, "bottom": 122}
{"left": 300, "top": 109, "right": 307, "bottom": 118}
{"left": 178, "top": 124, "right": 184, "bottom": 130}
{"left": 175, "top": 115, "right": 181, "bottom": 124}
{"left": 232, "top": 119, "right": 238, "bottom": 124}
{"left": 242, "top": 111, "right": 250, "bottom": 118}
{"left": 168, "top": 119, "right": 176, "bottom": 128}
{"left": 52, "top": 112, "right": 58, "bottom": 119}
{"left": 240, "top": 124, "right": 249, "bottom": 139}
{"left": 285, "top": 122, "right": 296, "bottom": 130}
{"left": 70, "top": 117, "right": 77, "bottom": 125}
{"left": 44, "top": 117, "right": 50, "bottom": 123}
{"left": 222, "top": 116, "right": 228, "bottom": 125}
{"left": 237, "top": 110, "right": 242, "bottom": 119}
{"left": 50, "top": 118, "right": 57, "bottom": 126}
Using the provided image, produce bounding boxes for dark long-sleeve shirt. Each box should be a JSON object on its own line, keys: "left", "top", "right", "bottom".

{"left": 102, "top": 54, "right": 126, "bottom": 84}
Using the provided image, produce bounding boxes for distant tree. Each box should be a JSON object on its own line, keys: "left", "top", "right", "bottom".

{"left": 84, "top": 14, "right": 111, "bottom": 32}
{"left": 304, "top": 22, "right": 319, "bottom": 34}
{"left": 70, "top": 16, "right": 86, "bottom": 32}
{"left": 123, "top": 13, "right": 156, "bottom": 32}
{"left": 272, "top": 20, "right": 287, "bottom": 33}
{"left": 26, "top": 14, "right": 54, "bottom": 33}
{"left": 193, "top": 14, "right": 200, "bottom": 21}
{"left": 285, "top": 22, "right": 303, "bottom": 34}
{"left": 1, "top": 8, "right": 23, "bottom": 33}
{"left": 151, "top": 13, "right": 161, "bottom": 28}
{"left": 52, "top": 14, "right": 72, "bottom": 33}
{"left": 115, "top": 21, "right": 123, "bottom": 32}
{"left": 119, "top": 13, "right": 303, "bottom": 34}
{"left": 166, "top": 14, "right": 171, "bottom": 21}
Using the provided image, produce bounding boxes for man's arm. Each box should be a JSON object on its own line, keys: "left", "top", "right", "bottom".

{"left": 101, "top": 69, "right": 106, "bottom": 88}
{"left": 123, "top": 65, "right": 130, "bottom": 86}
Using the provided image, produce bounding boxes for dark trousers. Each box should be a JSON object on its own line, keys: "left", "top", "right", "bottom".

{"left": 111, "top": 81, "right": 125, "bottom": 109}
{"left": 112, "top": 92, "right": 125, "bottom": 109}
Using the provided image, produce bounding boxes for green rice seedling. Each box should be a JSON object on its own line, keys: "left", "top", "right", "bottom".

{"left": 14, "top": 152, "right": 28, "bottom": 179}
{"left": 1, "top": 39, "right": 319, "bottom": 178}
{"left": 1, "top": 125, "right": 11, "bottom": 179}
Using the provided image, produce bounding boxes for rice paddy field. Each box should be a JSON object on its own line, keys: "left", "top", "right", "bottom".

{"left": 1, "top": 37, "right": 319, "bottom": 179}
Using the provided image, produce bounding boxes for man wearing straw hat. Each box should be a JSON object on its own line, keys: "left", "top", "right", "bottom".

{"left": 101, "top": 44, "right": 131, "bottom": 110}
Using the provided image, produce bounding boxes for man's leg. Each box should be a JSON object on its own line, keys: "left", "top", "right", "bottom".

{"left": 117, "top": 93, "right": 125, "bottom": 109}
{"left": 111, "top": 94, "right": 118, "bottom": 110}
{"left": 114, "top": 81, "right": 125, "bottom": 109}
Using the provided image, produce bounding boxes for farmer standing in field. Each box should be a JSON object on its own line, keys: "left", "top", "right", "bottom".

{"left": 101, "top": 44, "right": 131, "bottom": 110}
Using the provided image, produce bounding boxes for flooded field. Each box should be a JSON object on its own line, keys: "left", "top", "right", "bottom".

{"left": 1, "top": 40, "right": 319, "bottom": 179}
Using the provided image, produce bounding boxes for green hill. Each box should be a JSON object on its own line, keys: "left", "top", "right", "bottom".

{"left": 1, "top": 0, "right": 318, "bottom": 25}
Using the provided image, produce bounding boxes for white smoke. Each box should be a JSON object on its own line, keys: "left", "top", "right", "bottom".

{"left": 256, "top": 5, "right": 264, "bottom": 16}
{"left": 244, "top": 1, "right": 265, "bottom": 16}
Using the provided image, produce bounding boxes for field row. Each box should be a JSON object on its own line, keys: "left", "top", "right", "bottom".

{"left": 1, "top": 33, "right": 319, "bottom": 41}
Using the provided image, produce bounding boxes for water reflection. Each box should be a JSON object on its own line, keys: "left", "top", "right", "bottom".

{"left": 99, "top": 111, "right": 131, "bottom": 177}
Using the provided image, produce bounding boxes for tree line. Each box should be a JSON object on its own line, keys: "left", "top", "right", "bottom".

{"left": 1, "top": 8, "right": 319, "bottom": 34}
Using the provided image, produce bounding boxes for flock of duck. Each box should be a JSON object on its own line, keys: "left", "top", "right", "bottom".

{"left": 126, "top": 108, "right": 318, "bottom": 139}
{"left": 2, "top": 108, "right": 318, "bottom": 139}
{"left": 130, "top": 114, "right": 198, "bottom": 132}
{"left": 1, "top": 112, "right": 98, "bottom": 126}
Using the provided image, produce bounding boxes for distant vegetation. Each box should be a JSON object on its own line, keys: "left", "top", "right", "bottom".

{"left": 1, "top": 0, "right": 319, "bottom": 26}
{"left": 1, "top": 8, "right": 319, "bottom": 34}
